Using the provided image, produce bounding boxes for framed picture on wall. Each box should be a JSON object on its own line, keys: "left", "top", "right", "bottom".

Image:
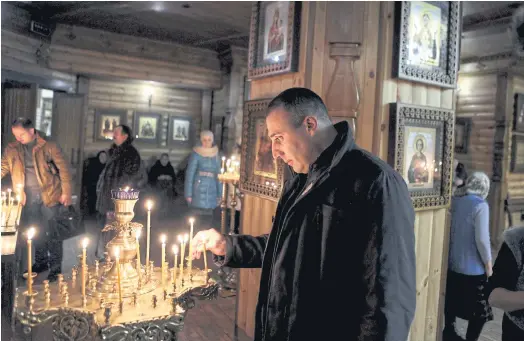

{"left": 133, "top": 112, "right": 161, "bottom": 144}
{"left": 169, "top": 116, "right": 192, "bottom": 146}
{"left": 247, "top": 1, "right": 301, "bottom": 79}
{"left": 94, "top": 109, "right": 127, "bottom": 141}
{"left": 389, "top": 103, "right": 454, "bottom": 210}
{"left": 513, "top": 93, "right": 524, "bottom": 133}
{"left": 454, "top": 117, "right": 471, "bottom": 154}
{"left": 393, "top": 1, "right": 460, "bottom": 88}
{"left": 240, "top": 99, "right": 285, "bottom": 201}
{"left": 510, "top": 134, "right": 524, "bottom": 173}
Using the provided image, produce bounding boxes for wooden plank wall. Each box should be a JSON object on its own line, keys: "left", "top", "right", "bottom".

{"left": 373, "top": 3, "right": 454, "bottom": 340}
{"left": 83, "top": 79, "right": 203, "bottom": 169}
{"left": 1, "top": 30, "right": 77, "bottom": 87}
{"left": 236, "top": 3, "right": 314, "bottom": 337}
{"left": 507, "top": 75, "right": 524, "bottom": 200}
{"left": 455, "top": 74, "right": 498, "bottom": 176}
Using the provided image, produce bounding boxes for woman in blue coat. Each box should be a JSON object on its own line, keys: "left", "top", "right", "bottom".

{"left": 184, "top": 130, "right": 222, "bottom": 213}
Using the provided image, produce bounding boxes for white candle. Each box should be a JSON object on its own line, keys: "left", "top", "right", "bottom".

{"left": 184, "top": 234, "right": 189, "bottom": 278}
{"left": 172, "top": 244, "right": 178, "bottom": 285}
{"left": 27, "top": 227, "right": 36, "bottom": 295}
{"left": 82, "top": 238, "right": 88, "bottom": 297}
{"left": 178, "top": 235, "right": 184, "bottom": 279}
{"left": 15, "top": 195, "right": 22, "bottom": 226}
{"left": 136, "top": 230, "right": 142, "bottom": 283}
{"left": 161, "top": 234, "right": 166, "bottom": 288}
{"left": 188, "top": 217, "right": 195, "bottom": 273}
{"left": 146, "top": 200, "right": 153, "bottom": 269}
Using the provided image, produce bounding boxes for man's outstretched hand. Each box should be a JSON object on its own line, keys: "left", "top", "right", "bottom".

{"left": 191, "top": 228, "right": 227, "bottom": 259}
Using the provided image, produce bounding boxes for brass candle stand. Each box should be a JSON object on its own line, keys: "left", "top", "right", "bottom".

{"left": 217, "top": 172, "right": 241, "bottom": 291}
{"left": 12, "top": 188, "right": 219, "bottom": 341}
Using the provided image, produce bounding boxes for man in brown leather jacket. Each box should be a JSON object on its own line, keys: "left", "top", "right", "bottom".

{"left": 1, "top": 118, "right": 72, "bottom": 281}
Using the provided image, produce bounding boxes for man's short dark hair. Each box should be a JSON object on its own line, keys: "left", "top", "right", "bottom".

{"left": 267, "top": 88, "right": 331, "bottom": 127}
{"left": 161, "top": 153, "right": 169, "bottom": 158}
{"left": 116, "top": 124, "right": 134, "bottom": 143}
{"left": 11, "top": 117, "right": 34, "bottom": 129}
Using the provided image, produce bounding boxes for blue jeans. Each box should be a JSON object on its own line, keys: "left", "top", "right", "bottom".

{"left": 18, "top": 192, "right": 62, "bottom": 274}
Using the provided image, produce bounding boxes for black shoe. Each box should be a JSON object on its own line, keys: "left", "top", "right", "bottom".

{"left": 32, "top": 263, "right": 49, "bottom": 273}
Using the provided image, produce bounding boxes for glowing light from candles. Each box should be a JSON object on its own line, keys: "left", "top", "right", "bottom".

{"left": 27, "top": 227, "right": 36, "bottom": 295}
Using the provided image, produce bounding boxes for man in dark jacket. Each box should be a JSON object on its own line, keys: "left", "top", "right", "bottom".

{"left": 95, "top": 124, "right": 142, "bottom": 258}
{"left": 192, "top": 88, "right": 416, "bottom": 341}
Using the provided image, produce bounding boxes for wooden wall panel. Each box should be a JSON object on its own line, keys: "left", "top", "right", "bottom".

{"left": 236, "top": 3, "right": 314, "bottom": 338}
{"left": 84, "top": 79, "right": 202, "bottom": 169}
{"left": 507, "top": 75, "right": 524, "bottom": 199}
{"left": 372, "top": 3, "right": 455, "bottom": 340}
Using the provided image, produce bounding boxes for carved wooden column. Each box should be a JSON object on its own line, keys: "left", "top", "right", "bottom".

{"left": 325, "top": 43, "right": 361, "bottom": 137}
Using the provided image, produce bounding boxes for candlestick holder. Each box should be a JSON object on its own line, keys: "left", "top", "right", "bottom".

{"left": 12, "top": 187, "right": 221, "bottom": 341}
{"left": 1, "top": 188, "right": 23, "bottom": 235}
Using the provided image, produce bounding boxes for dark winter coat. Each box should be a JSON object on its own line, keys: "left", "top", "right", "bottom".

{"left": 216, "top": 121, "right": 416, "bottom": 341}
{"left": 96, "top": 139, "right": 142, "bottom": 214}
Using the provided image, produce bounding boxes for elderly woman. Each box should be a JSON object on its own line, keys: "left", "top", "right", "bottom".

{"left": 184, "top": 130, "right": 222, "bottom": 214}
{"left": 486, "top": 225, "right": 524, "bottom": 340}
{"left": 444, "top": 171, "right": 493, "bottom": 341}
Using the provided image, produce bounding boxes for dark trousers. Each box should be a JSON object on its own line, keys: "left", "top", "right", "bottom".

{"left": 19, "top": 194, "right": 62, "bottom": 275}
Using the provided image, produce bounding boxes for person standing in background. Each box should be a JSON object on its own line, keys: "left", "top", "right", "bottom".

{"left": 444, "top": 171, "right": 493, "bottom": 341}
{"left": 1, "top": 118, "right": 72, "bottom": 281}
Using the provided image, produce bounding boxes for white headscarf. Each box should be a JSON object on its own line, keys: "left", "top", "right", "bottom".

{"left": 465, "top": 171, "right": 490, "bottom": 200}
{"left": 200, "top": 130, "right": 214, "bottom": 143}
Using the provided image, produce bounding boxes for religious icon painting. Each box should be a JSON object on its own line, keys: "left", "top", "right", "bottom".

{"left": 169, "top": 116, "right": 192, "bottom": 147}
{"left": 394, "top": 1, "right": 460, "bottom": 88}
{"left": 133, "top": 112, "right": 161, "bottom": 144}
{"left": 94, "top": 109, "right": 127, "bottom": 141}
{"left": 513, "top": 93, "right": 524, "bottom": 133}
{"left": 240, "top": 99, "right": 285, "bottom": 202}
{"left": 389, "top": 103, "right": 454, "bottom": 210}
{"left": 248, "top": 1, "right": 301, "bottom": 79}
{"left": 454, "top": 117, "right": 471, "bottom": 154}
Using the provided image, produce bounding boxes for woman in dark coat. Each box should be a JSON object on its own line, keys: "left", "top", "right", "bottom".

{"left": 148, "top": 153, "right": 177, "bottom": 213}
{"left": 80, "top": 151, "right": 107, "bottom": 216}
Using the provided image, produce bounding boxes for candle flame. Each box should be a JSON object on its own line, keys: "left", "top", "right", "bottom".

{"left": 231, "top": 155, "right": 236, "bottom": 161}
{"left": 222, "top": 156, "right": 226, "bottom": 161}
{"left": 184, "top": 234, "right": 189, "bottom": 242}
{"left": 189, "top": 217, "right": 195, "bottom": 224}
{"left": 136, "top": 229, "right": 141, "bottom": 239}
{"left": 114, "top": 246, "right": 120, "bottom": 259}
{"left": 178, "top": 235, "right": 183, "bottom": 243}
{"left": 7, "top": 189, "right": 11, "bottom": 193}
{"left": 27, "top": 227, "right": 35, "bottom": 240}
{"left": 146, "top": 200, "right": 153, "bottom": 210}
{"left": 161, "top": 234, "right": 166, "bottom": 244}
{"left": 16, "top": 195, "right": 20, "bottom": 201}
{"left": 124, "top": 186, "right": 130, "bottom": 192}
{"left": 82, "top": 238, "right": 89, "bottom": 249}
{"left": 173, "top": 245, "right": 178, "bottom": 254}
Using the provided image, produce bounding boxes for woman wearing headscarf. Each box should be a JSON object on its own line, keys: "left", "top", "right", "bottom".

{"left": 184, "top": 130, "right": 222, "bottom": 215}
{"left": 444, "top": 171, "right": 493, "bottom": 341}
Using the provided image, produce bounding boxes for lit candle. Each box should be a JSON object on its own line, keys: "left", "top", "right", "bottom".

{"left": 27, "top": 227, "right": 36, "bottom": 295}
{"left": 202, "top": 240, "right": 208, "bottom": 276}
{"left": 188, "top": 217, "right": 195, "bottom": 274}
{"left": 221, "top": 156, "right": 226, "bottom": 170}
{"left": 136, "top": 229, "right": 142, "bottom": 283}
{"left": 114, "top": 247, "right": 122, "bottom": 304}
{"left": 184, "top": 234, "right": 189, "bottom": 278}
{"left": 82, "top": 238, "right": 88, "bottom": 298}
{"left": 15, "top": 195, "right": 22, "bottom": 226}
{"left": 146, "top": 200, "right": 153, "bottom": 269}
{"left": 172, "top": 245, "right": 178, "bottom": 285}
{"left": 7, "top": 189, "right": 12, "bottom": 207}
{"left": 161, "top": 234, "right": 166, "bottom": 289}
{"left": 178, "top": 235, "right": 184, "bottom": 279}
